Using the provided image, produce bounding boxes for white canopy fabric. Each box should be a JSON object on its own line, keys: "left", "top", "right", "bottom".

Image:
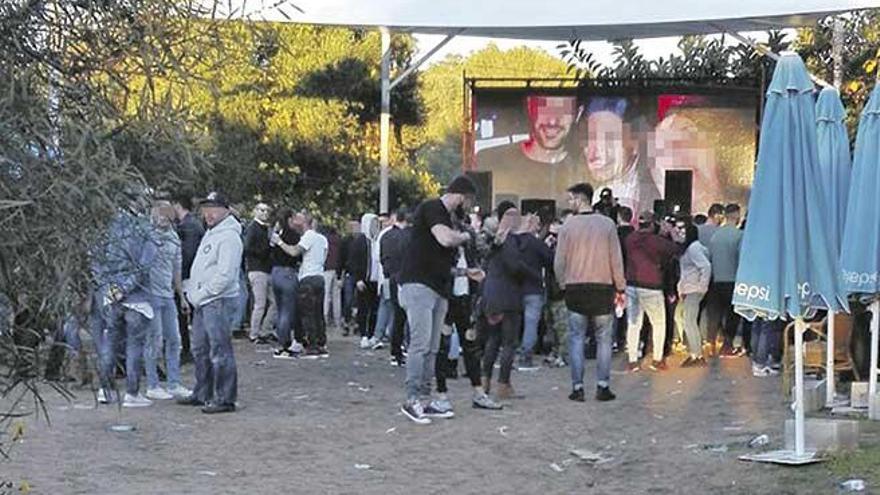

{"left": 210, "top": 0, "right": 880, "bottom": 40}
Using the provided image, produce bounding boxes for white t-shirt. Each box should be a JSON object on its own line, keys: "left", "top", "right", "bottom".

{"left": 452, "top": 248, "right": 469, "bottom": 297}
{"left": 297, "top": 229, "right": 328, "bottom": 280}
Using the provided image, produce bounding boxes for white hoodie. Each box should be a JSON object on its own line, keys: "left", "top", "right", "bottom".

{"left": 185, "top": 214, "right": 243, "bottom": 308}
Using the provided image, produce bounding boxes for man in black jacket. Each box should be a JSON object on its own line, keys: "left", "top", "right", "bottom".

{"left": 380, "top": 208, "right": 410, "bottom": 366}
{"left": 173, "top": 192, "right": 205, "bottom": 362}
{"left": 244, "top": 203, "right": 276, "bottom": 343}
{"left": 347, "top": 213, "right": 380, "bottom": 346}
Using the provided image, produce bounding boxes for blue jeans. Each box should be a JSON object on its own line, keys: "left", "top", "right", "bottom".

{"left": 145, "top": 296, "right": 182, "bottom": 389}
{"left": 229, "top": 268, "right": 248, "bottom": 330}
{"left": 94, "top": 302, "right": 150, "bottom": 396}
{"left": 342, "top": 274, "right": 356, "bottom": 323}
{"left": 750, "top": 319, "right": 781, "bottom": 367}
{"left": 191, "top": 297, "right": 238, "bottom": 406}
{"left": 373, "top": 293, "right": 395, "bottom": 342}
{"left": 519, "top": 293, "right": 545, "bottom": 358}
{"left": 625, "top": 287, "right": 667, "bottom": 363}
{"left": 568, "top": 311, "right": 614, "bottom": 389}
{"left": 272, "top": 266, "right": 299, "bottom": 348}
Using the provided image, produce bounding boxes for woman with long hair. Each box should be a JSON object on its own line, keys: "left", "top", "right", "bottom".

{"left": 675, "top": 222, "right": 711, "bottom": 367}
{"left": 480, "top": 202, "right": 541, "bottom": 399}
{"left": 270, "top": 207, "right": 303, "bottom": 359}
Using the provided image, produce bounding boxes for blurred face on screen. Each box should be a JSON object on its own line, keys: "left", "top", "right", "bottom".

{"left": 585, "top": 110, "right": 629, "bottom": 183}
{"left": 521, "top": 96, "right": 576, "bottom": 163}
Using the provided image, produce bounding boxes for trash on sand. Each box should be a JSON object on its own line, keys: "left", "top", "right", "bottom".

{"left": 197, "top": 471, "right": 217, "bottom": 477}
{"left": 346, "top": 382, "right": 359, "bottom": 387}
{"left": 498, "top": 426, "right": 509, "bottom": 437}
{"left": 73, "top": 404, "right": 93, "bottom": 410}
{"left": 385, "top": 427, "right": 397, "bottom": 434}
{"left": 723, "top": 426, "right": 744, "bottom": 432}
{"left": 840, "top": 479, "right": 866, "bottom": 491}
{"left": 683, "top": 444, "right": 700, "bottom": 450}
{"left": 354, "top": 464, "right": 372, "bottom": 470}
{"left": 108, "top": 424, "right": 136, "bottom": 433}
{"left": 293, "top": 394, "right": 309, "bottom": 400}
{"left": 703, "top": 443, "right": 728, "bottom": 453}
{"left": 252, "top": 360, "right": 267, "bottom": 367}
{"left": 549, "top": 463, "right": 565, "bottom": 473}
{"left": 676, "top": 380, "right": 683, "bottom": 385}
{"left": 748, "top": 434, "right": 770, "bottom": 448}
{"left": 651, "top": 438, "right": 657, "bottom": 444}
{"left": 357, "top": 387, "right": 371, "bottom": 392}
{"left": 669, "top": 390, "right": 683, "bottom": 396}
{"left": 57, "top": 406, "right": 70, "bottom": 411}
{"left": 551, "top": 386, "right": 559, "bottom": 391}
{"left": 653, "top": 414, "right": 664, "bottom": 420}
{"left": 570, "top": 449, "right": 613, "bottom": 464}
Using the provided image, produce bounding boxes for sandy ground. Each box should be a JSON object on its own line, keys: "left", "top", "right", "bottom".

{"left": 3, "top": 332, "right": 879, "bottom": 495}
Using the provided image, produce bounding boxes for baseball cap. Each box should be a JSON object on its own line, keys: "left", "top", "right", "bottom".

{"left": 200, "top": 191, "right": 229, "bottom": 208}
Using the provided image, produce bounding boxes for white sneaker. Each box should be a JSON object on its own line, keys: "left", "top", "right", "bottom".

{"left": 763, "top": 366, "right": 780, "bottom": 376}
{"left": 371, "top": 339, "right": 385, "bottom": 350}
{"left": 752, "top": 364, "right": 770, "bottom": 377}
{"left": 97, "top": 388, "right": 116, "bottom": 404}
{"left": 167, "top": 384, "right": 192, "bottom": 398}
{"left": 289, "top": 340, "right": 305, "bottom": 354}
{"left": 123, "top": 393, "right": 153, "bottom": 408}
{"left": 360, "top": 337, "right": 370, "bottom": 349}
{"left": 146, "top": 387, "right": 174, "bottom": 400}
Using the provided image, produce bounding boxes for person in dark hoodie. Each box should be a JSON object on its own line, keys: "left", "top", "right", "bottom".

{"left": 480, "top": 202, "right": 541, "bottom": 401}
{"left": 515, "top": 213, "right": 554, "bottom": 370}
{"left": 348, "top": 213, "right": 380, "bottom": 347}
{"left": 379, "top": 207, "right": 411, "bottom": 367}
{"left": 623, "top": 210, "right": 683, "bottom": 372}
{"left": 244, "top": 203, "right": 276, "bottom": 344}
{"left": 172, "top": 192, "right": 204, "bottom": 363}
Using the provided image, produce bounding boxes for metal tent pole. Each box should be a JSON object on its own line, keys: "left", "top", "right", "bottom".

{"left": 870, "top": 301, "right": 880, "bottom": 420}
{"left": 794, "top": 318, "right": 807, "bottom": 456}
{"left": 379, "top": 26, "right": 391, "bottom": 214}
{"left": 826, "top": 315, "right": 836, "bottom": 408}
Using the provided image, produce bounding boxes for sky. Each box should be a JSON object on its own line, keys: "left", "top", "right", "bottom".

{"left": 413, "top": 31, "right": 788, "bottom": 70}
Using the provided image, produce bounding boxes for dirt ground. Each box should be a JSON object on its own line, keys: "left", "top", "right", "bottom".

{"left": 3, "top": 332, "right": 879, "bottom": 495}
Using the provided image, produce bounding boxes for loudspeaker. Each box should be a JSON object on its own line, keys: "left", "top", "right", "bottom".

{"left": 663, "top": 170, "right": 693, "bottom": 216}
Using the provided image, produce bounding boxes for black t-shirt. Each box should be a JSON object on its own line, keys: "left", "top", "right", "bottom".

{"left": 399, "top": 198, "right": 456, "bottom": 298}
{"left": 270, "top": 228, "right": 302, "bottom": 269}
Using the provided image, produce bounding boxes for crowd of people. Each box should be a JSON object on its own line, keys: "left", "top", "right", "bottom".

{"left": 47, "top": 175, "right": 784, "bottom": 422}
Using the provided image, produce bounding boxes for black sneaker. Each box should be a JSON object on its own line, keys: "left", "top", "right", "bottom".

{"left": 317, "top": 347, "right": 330, "bottom": 358}
{"left": 273, "top": 348, "right": 299, "bottom": 360}
{"left": 201, "top": 403, "right": 236, "bottom": 414}
{"left": 423, "top": 401, "right": 455, "bottom": 419}
{"left": 390, "top": 356, "right": 406, "bottom": 367}
{"left": 400, "top": 401, "right": 431, "bottom": 425}
{"left": 568, "top": 388, "right": 586, "bottom": 402}
{"left": 596, "top": 386, "right": 616, "bottom": 402}
{"left": 301, "top": 348, "right": 322, "bottom": 360}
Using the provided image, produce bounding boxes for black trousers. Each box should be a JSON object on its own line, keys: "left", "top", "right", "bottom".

{"left": 436, "top": 296, "right": 481, "bottom": 392}
{"left": 481, "top": 312, "right": 521, "bottom": 385}
{"left": 356, "top": 281, "right": 379, "bottom": 338}
{"left": 175, "top": 292, "right": 193, "bottom": 360}
{"left": 389, "top": 282, "right": 406, "bottom": 360}
{"left": 297, "top": 275, "right": 326, "bottom": 348}
{"left": 705, "top": 282, "right": 741, "bottom": 350}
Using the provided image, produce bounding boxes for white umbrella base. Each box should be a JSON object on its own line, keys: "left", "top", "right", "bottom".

{"left": 738, "top": 450, "right": 823, "bottom": 465}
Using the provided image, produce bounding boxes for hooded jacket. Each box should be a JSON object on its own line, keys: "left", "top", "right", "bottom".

{"left": 347, "top": 213, "right": 378, "bottom": 284}
{"left": 91, "top": 211, "right": 157, "bottom": 305}
{"left": 185, "top": 214, "right": 243, "bottom": 308}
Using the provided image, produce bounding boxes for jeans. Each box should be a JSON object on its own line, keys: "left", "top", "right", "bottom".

{"left": 750, "top": 319, "right": 781, "bottom": 367}
{"left": 297, "top": 275, "right": 326, "bottom": 348}
{"left": 191, "top": 297, "right": 238, "bottom": 406}
{"left": 230, "top": 268, "right": 248, "bottom": 330}
{"left": 389, "top": 283, "right": 407, "bottom": 360}
{"left": 675, "top": 293, "right": 705, "bottom": 357}
{"left": 399, "top": 283, "right": 448, "bottom": 401}
{"left": 145, "top": 296, "right": 182, "bottom": 389}
{"left": 356, "top": 282, "right": 379, "bottom": 338}
{"left": 248, "top": 271, "right": 277, "bottom": 339}
{"left": 342, "top": 274, "right": 356, "bottom": 325}
{"left": 94, "top": 301, "right": 150, "bottom": 396}
{"left": 373, "top": 292, "right": 395, "bottom": 342}
{"left": 546, "top": 300, "right": 570, "bottom": 358}
{"left": 272, "top": 266, "right": 300, "bottom": 349}
{"left": 519, "top": 293, "right": 545, "bottom": 359}
{"left": 482, "top": 313, "right": 521, "bottom": 384}
{"left": 568, "top": 311, "right": 614, "bottom": 389}
{"left": 436, "top": 295, "right": 482, "bottom": 392}
{"left": 626, "top": 287, "right": 667, "bottom": 363}
{"left": 175, "top": 291, "right": 193, "bottom": 361}
{"left": 322, "top": 270, "right": 343, "bottom": 328}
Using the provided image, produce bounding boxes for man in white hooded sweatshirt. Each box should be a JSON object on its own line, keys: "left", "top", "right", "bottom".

{"left": 177, "top": 192, "right": 243, "bottom": 414}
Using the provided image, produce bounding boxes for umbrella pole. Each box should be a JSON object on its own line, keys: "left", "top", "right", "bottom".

{"left": 794, "top": 318, "right": 806, "bottom": 456}
{"left": 870, "top": 301, "right": 880, "bottom": 419}
{"left": 826, "top": 312, "right": 836, "bottom": 408}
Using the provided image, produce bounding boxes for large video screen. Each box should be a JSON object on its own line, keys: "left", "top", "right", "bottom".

{"left": 472, "top": 88, "right": 758, "bottom": 216}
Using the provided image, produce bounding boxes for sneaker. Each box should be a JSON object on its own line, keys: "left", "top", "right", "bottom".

{"left": 734, "top": 347, "right": 748, "bottom": 357}
{"left": 517, "top": 357, "right": 540, "bottom": 372}
{"left": 273, "top": 348, "right": 299, "bottom": 360}
{"left": 301, "top": 348, "right": 322, "bottom": 360}
{"left": 568, "top": 388, "right": 586, "bottom": 402}
{"left": 595, "top": 386, "right": 616, "bottom": 402}
{"left": 648, "top": 360, "right": 668, "bottom": 371}
{"left": 752, "top": 364, "right": 770, "bottom": 377}
{"left": 360, "top": 337, "right": 371, "bottom": 349}
{"left": 317, "top": 347, "right": 330, "bottom": 359}
{"left": 680, "top": 356, "right": 695, "bottom": 368}
{"left": 145, "top": 387, "right": 174, "bottom": 400}
{"left": 201, "top": 403, "right": 236, "bottom": 414}
{"left": 167, "top": 384, "right": 192, "bottom": 398}
{"left": 122, "top": 393, "right": 152, "bottom": 408}
{"left": 472, "top": 392, "right": 503, "bottom": 410}
{"left": 719, "top": 347, "right": 738, "bottom": 359}
{"left": 371, "top": 339, "right": 385, "bottom": 351}
{"left": 424, "top": 401, "right": 455, "bottom": 419}
{"left": 763, "top": 366, "right": 780, "bottom": 376}
{"left": 551, "top": 356, "right": 568, "bottom": 368}
{"left": 289, "top": 341, "right": 305, "bottom": 354}
{"left": 400, "top": 401, "right": 432, "bottom": 425}
{"left": 97, "top": 388, "right": 116, "bottom": 404}
{"left": 767, "top": 359, "right": 781, "bottom": 371}
{"left": 176, "top": 395, "right": 205, "bottom": 406}
{"left": 627, "top": 362, "right": 641, "bottom": 373}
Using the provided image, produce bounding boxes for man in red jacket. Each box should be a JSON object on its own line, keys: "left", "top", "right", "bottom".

{"left": 624, "top": 211, "right": 682, "bottom": 371}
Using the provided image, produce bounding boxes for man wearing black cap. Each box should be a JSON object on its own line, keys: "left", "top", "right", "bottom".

{"left": 397, "top": 175, "right": 483, "bottom": 424}
{"left": 178, "top": 192, "right": 243, "bottom": 414}
{"left": 593, "top": 187, "right": 620, "bottom": 222}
